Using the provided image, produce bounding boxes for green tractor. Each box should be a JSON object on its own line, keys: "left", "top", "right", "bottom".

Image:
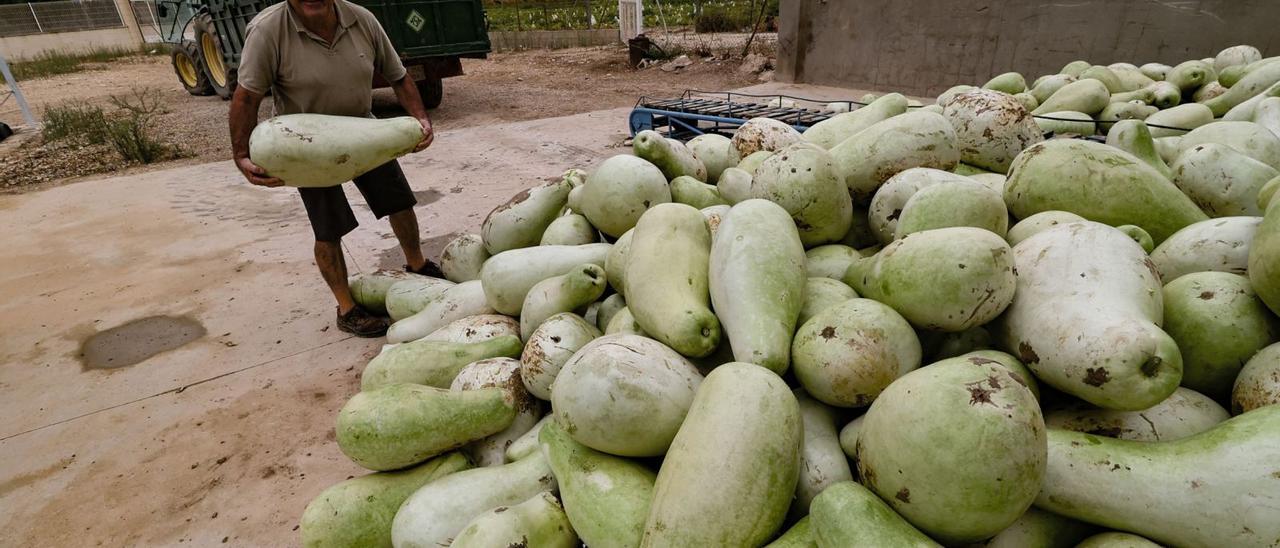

{"left": 156, "top": 0, "right": 490, "bottom": 108}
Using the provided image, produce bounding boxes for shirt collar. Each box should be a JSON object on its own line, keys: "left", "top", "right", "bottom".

{"left": 286, "top": 0, "right": 357, "bottom": 41}
{"left": 335, "top": 1, "right": 357, "bottom": 29}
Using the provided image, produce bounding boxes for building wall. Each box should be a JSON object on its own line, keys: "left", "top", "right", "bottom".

{"left": 1, "top": 0, "right": 144, "bottom": 61}
{"left": 777, "top": 0, "right": 1279, "bottom": 97}
{"left": 0, "top": 27, "right": 139, "bottom": 60}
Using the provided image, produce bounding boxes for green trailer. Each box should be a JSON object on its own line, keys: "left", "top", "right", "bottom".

{"left": 156, "top": 0, "right": 490, "bottom": 108}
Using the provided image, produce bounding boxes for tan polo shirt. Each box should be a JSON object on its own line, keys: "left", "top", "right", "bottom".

{"left": 238, "top": 0, "right": 406, "bottom": 117}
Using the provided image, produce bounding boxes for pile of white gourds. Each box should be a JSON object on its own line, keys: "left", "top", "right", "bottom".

{"left": 295, "top": 43, "right": 1280, "bottom": 548}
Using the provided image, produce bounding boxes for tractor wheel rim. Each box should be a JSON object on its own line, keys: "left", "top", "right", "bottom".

{"left": 202, "top": 34, "right": 227, "bottom": 87}
{"left": 176, "top": 54, "right": 198, "bottom": 86}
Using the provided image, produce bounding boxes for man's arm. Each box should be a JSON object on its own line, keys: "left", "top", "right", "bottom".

{"left": 389, "top": 76, "right": 434, "bottom": 153}
{"left": 229, "top": 86, "right": 283, "bottom": 187}
{"left": 367, "top": 9, "right": 430, "bottom": 153}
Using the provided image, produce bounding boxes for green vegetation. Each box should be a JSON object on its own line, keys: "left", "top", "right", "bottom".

{"left": 693, "top": 6, "right": 750, "bottom": 33}
{"left": 41, "top": 103, "right": 110, "bottom": 144}
{"left": 10, "top": 46, "right": 157, "bottom": 81}
{"left": 103, "top": 89, "right": 172, "bottom": 164}
{"left": 42, "top": 88, "right": 180, "bottom": 165}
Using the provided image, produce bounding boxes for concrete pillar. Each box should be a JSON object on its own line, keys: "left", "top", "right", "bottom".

{"left": 775, "top": 0, "right": 800, "bottom": 82}
{"left": 113, "top": 0, "right": 147, "bottom": 48}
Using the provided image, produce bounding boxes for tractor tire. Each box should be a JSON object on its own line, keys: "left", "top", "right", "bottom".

{"left": 194, "top": 14, "right": 237, "bottom": 100}
{"left": 417, "top": 78, "right": 443, "bottom": 109}
{"left": 171, "top": 41, "right": 214, "bottom": 96}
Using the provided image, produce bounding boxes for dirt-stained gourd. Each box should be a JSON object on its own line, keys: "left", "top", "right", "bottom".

{"left": 300, "top": 452, "right": 471, "bottom": 548}
{"left": 625, "top": 203, "right": 721, "bottom": 357}
{"left": 642, "top": 363, "right": 802, "bottom": 547}
{"left": 633, "top": 130, "right": 708, "bottom": 182}
{"left": 792, "top": 298, "right": 922, "bottom": 407}
{"left": 481, "top": 177, "right": 573, "bottom": 254}
{"left": 847, "top": 227, "right": 1016, "bottom": 332}
{"left": 440, "top": 234, "right": 490, "bottom": 283}
{"left": 709, "top": 200, "right": 807, "bottom": 373}
{"left": 1004, "top": 139, "right": 1207, "bottom": 243}
{"left": 943, "top": 89, "right": 1043, "bottom": 173}
{"left": 1035, "top": 406, "right": 1280, "bottom": 547}
{"left": 749, "top": 143, "right": 854, "bottom": 246}
{"left": 337, "top": 384, "right": 516, "bottom": 471}
{"left": 856, "top": 357, "right": 1046, "bottom": 544}
{"left": 998, "top": 222, "right": 1183, "bottom": 410}
{"left": 552, "top": 335, "right": 702, "bottom": 457}
{"left": 831, "top": 111, "right": 961, "bottom": 203}
{"left": 577, "top": 155, "right": 671, "bottom": 238}
{"left": 250, "top": 114, "right": 422, "bottom": 187}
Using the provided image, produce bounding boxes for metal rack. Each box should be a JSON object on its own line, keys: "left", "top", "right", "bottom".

{"left": 629, "top": 89, "right": 842, "bottom": 139}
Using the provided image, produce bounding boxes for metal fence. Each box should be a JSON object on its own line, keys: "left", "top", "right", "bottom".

{"left": 129, "top": 0, "right": 165, "bottom": 42}
{"left": 128, "top": 0, "right": 154, "bottom": 26}
{"left": 0, "top": 0, "right": 125, "bottom": 37}
{"left": 128, "top": 0, "right": 197, "bottom": 43}
{"left": 482, "top": 0, "right": 776, "bottom": 32}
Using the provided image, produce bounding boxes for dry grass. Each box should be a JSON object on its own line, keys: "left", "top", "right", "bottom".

{"left": 11, "top": 46, "right": 161, "bottom": 81}
{"left": 41, "top": 88, "right": 185, "bottom": 164}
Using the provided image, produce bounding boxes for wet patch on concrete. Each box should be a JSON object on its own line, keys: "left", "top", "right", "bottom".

{"left": 0, "top": 455, "right": 75, "bottom": 496}
{"left": 413, "top": 189, "right": 444, "bottom": 205}
{"left": 374, "top": 232, "right": 460, "bottom": 271}
{"left": 422, "top": 231, "right": 460, "bottom": 258}
{"left": 79, "top": 315, "right": 206, "bottom": 370}
{"left": 375, "top": 246, "right": 406, "bottom": 271}
{"left": 354, "top": 188, "right": 443, "bottom": 212}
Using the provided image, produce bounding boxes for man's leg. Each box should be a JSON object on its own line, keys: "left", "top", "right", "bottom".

{"left": 314, "top": 239, "right": 357, "bottom": 314}
{"left": 355, "top": 160, "right": 442, "bottom": 276}
{"left": 388, "top": 208, "right": 427, "bottom": 272}
{"left": 299, "top": 185, "right": 362, "bottom": 311}
{"left": 297, "top": 185, "right": 388, "bottom": 336}
{"left": 314, "top": 235, "right": 389, "bottom": 337}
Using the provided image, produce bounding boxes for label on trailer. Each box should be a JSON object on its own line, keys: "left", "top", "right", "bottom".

{"left": 406, "top": 10, "right": 425, "bottom": 32}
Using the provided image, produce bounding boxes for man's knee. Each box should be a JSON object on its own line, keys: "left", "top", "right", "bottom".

{"left": 314, "top": 239, "right": 344, "bottom": 264}
{"left": 388, "top": 207, "right": 417, "bottom": 220}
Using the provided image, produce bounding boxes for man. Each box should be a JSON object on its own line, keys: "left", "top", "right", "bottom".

{"left": 229, "top": 0, "right": 442, "bottom": 337}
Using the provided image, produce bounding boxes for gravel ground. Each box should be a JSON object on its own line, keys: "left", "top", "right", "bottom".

{"left": 0, "top": 34, "right": 775, "bottom": 192}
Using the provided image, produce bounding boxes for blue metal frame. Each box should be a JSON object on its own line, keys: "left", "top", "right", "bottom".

{"left": 629, "top": 89, "right": 859, "bottom": 140}
{"left": 629, "top": 108, "right": 796, "bottom": 138}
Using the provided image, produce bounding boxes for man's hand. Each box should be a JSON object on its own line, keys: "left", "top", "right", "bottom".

{"left": 414, "top": 117, "right": 434, "bottom": 153}
{"left": 389, "top": 76, "right": 433, "bottom": 153}
{"left": 229, "top": 86, "right": 282, "bottom": 187}
{"left": 236, "top": 157, "right": 285, "bottom": 187}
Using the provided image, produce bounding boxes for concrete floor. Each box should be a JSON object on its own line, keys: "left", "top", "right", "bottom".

{"left": 0, "top": 82, "right": 873, "bottom": 546}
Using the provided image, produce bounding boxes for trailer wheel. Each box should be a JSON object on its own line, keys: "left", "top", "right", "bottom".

{"left": 194, "top": 14, "right": 236, "bottom": 100}
{"left": 171, "top": 41, "right": 214, "bottom": 96}
{"left": 417, "top": 78, "right": 443, "bottom": 109}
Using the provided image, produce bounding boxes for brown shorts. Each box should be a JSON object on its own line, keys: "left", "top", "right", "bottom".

{"left": 297, "top": 160, "right": 416, "bottom": 242}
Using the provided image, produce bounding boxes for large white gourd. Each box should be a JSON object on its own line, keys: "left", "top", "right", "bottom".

{"left": 996, "top": 222, "right": 1183, "bottom": 411}
{"left": 249, "top": 114, "right": 422, "bottom": 188}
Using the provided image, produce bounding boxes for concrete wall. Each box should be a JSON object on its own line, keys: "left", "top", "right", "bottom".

{"left": 777, "top": 0, "right": 1280, "bottom": 97}
{"left": 488, "top": 29, "right": 619, "bottom": 52}
{"left": 0, "top": 27, "right": 138, "bottom": 60}
{"left": 1, "top": 0, "right": 144, "bottom": 61}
